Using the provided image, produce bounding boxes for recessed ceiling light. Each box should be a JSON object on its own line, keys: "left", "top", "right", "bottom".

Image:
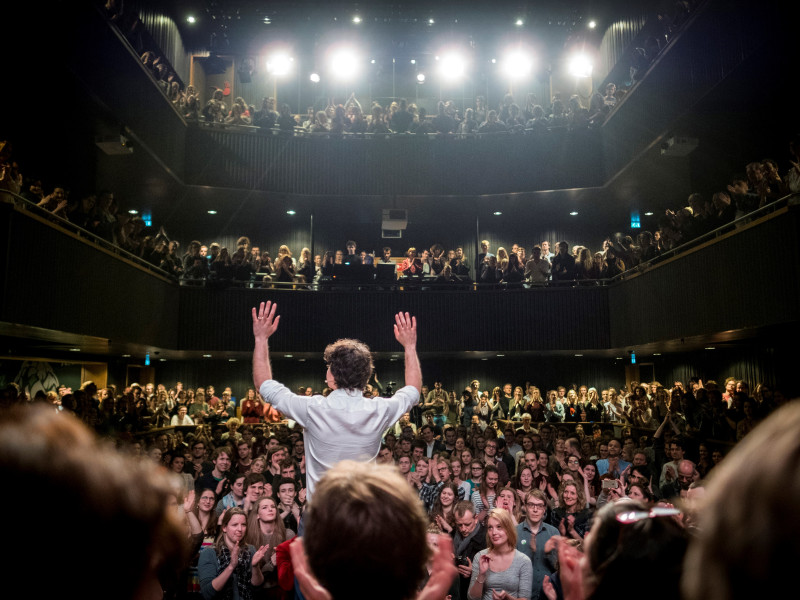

{"left": 588, "top": 20, "right": 597, "bottom": 29}
{"left": 481, "top": 358, "right": 488, "bottom": 361}
{"left": 128, "top": 209, "right": 138, "bottom": 215}
{"left": 615, "top": 357, "right": 623, "bottom": 360}
{"left": 515, "top": 19, "right": 524, "bottom": 26}
{"left": 263, "top": 17, "right": 271, "bottom": 25}
{"left": 390, "top": 358, "right": 398, "bottom": 361}
{"left": 284, "top": 354, "right": 293, "bottom": 358}
{"left": 286, "top": 210, "right": 296, "bottom": 215}
{"left": 187, "top": 16, "right": 196, "bottom": 24}
{"left": 574, "top": 354, "right": 583, "bottom": 357}
{"left": 370, "top": 59, "right": 376, "bottom": 64}
{"left": 352, "top": 15, "right": 362, "bottom": 24}
{"left": 491, "top": 58, "right": 497, "bottom": 64}
{"left": 298, "top": 358, "right": 306, "bottom": 362}
{"left": 653, "top": 353, "right": 661, "bottom": 356}
{"left": 207, "top": 210, "right": 217, "bottom": 215}
{"left": 428, "top": 18, "right": 435, "bottom": 24}
{"left": 493, "top": 211, "right": 502, "bottom": 216}
{"left": 570, "top": 211, "right": 579, "bottom": 216}
{"left": 159, "top": 358, "right": 167, "bottom": 362}
{"left": 645, "top": 211, "right": 654, "bottom": 216}
{"left": 121, "top": 354, "right": 131, "bottom": 358}
{"left": 69, "top": 348, "right": 80, "bottom": 352}
{"left": 203, "top": 354, "right": 212, "bottom": 358}
{"left": 705, "top": 346, "right": 716, "bottom": 350}
{"left": 310, "top": 72, "right": 320, "bottom": 82}
{"left": 496, "top": 354, "right": 505, "bottom": 357}
{"left": 228, "top": 358, "right": 237, "bottom": 362}
{"left": 410, "top": 59, "right": 416, "bottom": 64}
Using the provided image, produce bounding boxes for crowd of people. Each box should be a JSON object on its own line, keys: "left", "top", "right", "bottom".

{"left": 1, "top": 364, "right": 793, "bottom": 600}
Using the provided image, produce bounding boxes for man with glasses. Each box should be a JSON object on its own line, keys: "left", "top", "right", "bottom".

{"left": 660, "top": 459, "right": 697, "bottom": 501}
{"left": 516, "top": 489, "right": 559, "bottom": 600}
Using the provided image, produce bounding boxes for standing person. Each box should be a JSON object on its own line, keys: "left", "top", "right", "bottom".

{"left": 468, "top": 508, "right": 533, "bottom": 600}
{"left": 453, "top": 501, "right": 487, "bottom": 600}
{"left": 252, "top": 301, "right": 422, "bottom": 502}
{"left": 516, "top": 490, "right": 558, "bottom": 600}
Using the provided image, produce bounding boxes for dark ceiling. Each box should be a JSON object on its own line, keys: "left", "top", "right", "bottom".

{"left": 164, "top": 0, "right": 632, "bottom": 58}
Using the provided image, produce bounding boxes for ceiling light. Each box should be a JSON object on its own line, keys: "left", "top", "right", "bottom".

{"left": 267, "top": 53, "right": 293, "bottom": 77}
{"left": 128, "top": 209, "right": 138, "bottom": 214}
{"left": 207, "top": 210, "right": 217, "bottom": 215}
{"left": 501, "top": 51, "right": 533, "bottom": 79}
{"left": 263, "top": 17, "right": 271, "bottom": 25}
{"left": 69, "top": 348, "right": 80, "bottom": 352}
{"left": 568, "top": 54, "right": 593, "bottom": 78}
{"left": 438, "top": 52, "right": 466, "bottom": 80}
{"left": 352, "top": 15, "right": 362, "bottom": 24}
{"left": 329, "top": 47, "right": 360, "bottom": 80}
{"left": 588, "top": 20, "right": 597, "bottom": 29}
{"left": 228, "top": 358, "right": 237, "bottom": 362}
{"left": 416, "top": 73, "right": 425, "bottom": 83}
{"left": 515, "top": 19, "right": 524, "bottom": 26}
{"left": 284, "top": 354, "right": 293, "bottom": 358}
{"left": 410, "top": 59, "right": 416, "bottom": 64}
{"left": 203, "top": 354, "right": 212, "bottom": 358}
{"left": 491, "top": 58, "right": 497, "bottom": 64}
{"left": 705, "top": 346, "right": 716, "bottom": 350}
{"left": 493, "top": 211, "right": 502, "bottom": 216}
{"left": 309, "top": 72, "right": 320, "bottom": 83}
{"left": 159, "top": 358, "right": 167, "bottom": 362}
{"left": 653, "top": 353, "right": 662, "bottom": 356}
{"left": 570, "top": 211, "right": 579, "bottom": 216}
{"left": 496, "top": 354, "right": 505, "bottom": 357}
{"left": 187, "top": 16, "right": 196, "bottom": 24}
{"left": 428, "top": 18, "right": 435, "bottom": 25}
{"left": 574, "top": 354, "right": 583, "bottom": 357}
{"left": 645, "top": 211, "right": 654, "bottom": 216}
{"left": 286, "top": 210, "right": 296, "bottom": 215}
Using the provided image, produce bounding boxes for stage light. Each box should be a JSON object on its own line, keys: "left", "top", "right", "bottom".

{"left": 568, "top": 54, "right": 593, "bottom": 78}
{"left": 588, "top": 20, "right": 597, "bottom": 29}
{"left": 186, "top": 16, "right": 196, "bottom": 24}
{"left": 515, "top": 19, "right": 524, "bottom": 26}
{"left": 570, "top": 211, "right": 579, "bottom": 216}
{"left": 329, "top": 47, "right": 360, "bottom": 80}
{"left": 428, "top": 18, "right": 435, "bottom": 25}
{"left": 417, "top": 73, "right": 426, "bottom": 83}
{"left": 501, "top": 51, "right": 533, "bottom": 79}
{"left": 410, "top": 59, "right": 416, "bottom": 64}
{"left": 438, "top": 52, "right": 466, "bottom": 81}
{"left": 352, "top": 15, "right": 362, "bottom": 24}
{"left": 266, "top": 53, "right": 293, "bottom": 76}
{"left": 309, "top": 72, "right": 320, "bottom": 82}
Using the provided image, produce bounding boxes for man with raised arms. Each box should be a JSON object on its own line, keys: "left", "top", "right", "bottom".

{"left": 252, "top": 301, "right": 421, "bottom": 502}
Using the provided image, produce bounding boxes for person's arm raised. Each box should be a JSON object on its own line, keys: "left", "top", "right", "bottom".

{"left": 394, "top": 312, "right": 422, "bottom": 392}
{"left": 252, "top": 301, "right": 281, "bottom": 389}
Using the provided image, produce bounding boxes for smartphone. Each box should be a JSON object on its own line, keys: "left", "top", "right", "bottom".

{"left": 602, "top": 479, "right": 619, "bottom": 490}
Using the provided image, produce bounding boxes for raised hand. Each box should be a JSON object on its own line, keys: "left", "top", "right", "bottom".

{"left": 252, "top": 301, "right": 280, "bottom": 339}
{"left": 252, "top": 544, "right": 270, "bottom": 565}
{"left": 416, "top": 536, "right": 458, "bottom": 600}
{"left": 393, "top": 312, "right": 417, "bottom": 348}
{"left": 183, "top": 489, "right": 195, "bottom": 513}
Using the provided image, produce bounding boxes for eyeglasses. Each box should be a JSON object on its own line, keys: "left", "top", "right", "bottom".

{"left": 526, "top": 502, "right": 546, "bottom": 511}
{"left": 616, "top": 507, "right": 681, "bottom": 524}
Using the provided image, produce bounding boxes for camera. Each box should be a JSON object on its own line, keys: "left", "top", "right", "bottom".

{"left": 456, "top": 555, "right": 470, "bottom": 567}
{"left": 602, "top": 479, "right": 619, "bottom": 490}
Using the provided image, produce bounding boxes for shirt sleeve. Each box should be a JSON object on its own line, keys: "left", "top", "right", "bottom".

{"left": 197, "top": 547, "right": 220, "bottom": 600}
{"left": 517, "top": 552, "right": 533, "bottom": 600}
{"left": 259, "top": 380, "right": 309, "bottom": 426}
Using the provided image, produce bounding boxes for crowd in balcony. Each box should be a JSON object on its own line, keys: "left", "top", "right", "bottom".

{"left": 2, "top": 364, "right": 791, "bottom": 599}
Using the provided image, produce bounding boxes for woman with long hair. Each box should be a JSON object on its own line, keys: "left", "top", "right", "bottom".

{"left": 468, "top": 509, "right": 532, "bottom": 600}
{"left": 245, "top": 496, "right": 296, "bottom": 598}
{"left": 584, "top": 387, "right": 603, "bottom": 422}
{"left": 471, "top": 465, "right": 500, "bottom": 523}
{"left": 549, "top": 480, "right": 591, "bottom": 540}
{"left": 495, "top": 487, "right": 523, "bottom": 525}
{"left": 430, "top": 481, "right": 459, "bottom": 535}
{"left": 545, "top": 390, "right": 564, "bottom": 423}
{"left": 512, "top": 465, "right": 535, "bottom": 504}
{"left": 198, "top": 507, "right": 269, "bottom": 599}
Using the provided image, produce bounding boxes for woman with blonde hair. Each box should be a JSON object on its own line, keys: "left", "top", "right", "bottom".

{"left": 468, "top": 508, "right": 532, "bottom": 600}
{"left": 549, "top": 480, "right": 591, "bottom": 540}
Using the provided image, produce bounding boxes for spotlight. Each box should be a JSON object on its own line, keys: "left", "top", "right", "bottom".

{"left": 329, "top": 47, "right": 360, "bottom": 80}
{"left": 352, "top": 15, "right": 362, "bottom": 24}
{"left": 438, "top": 52, "right": 466, "bottom": 81}
{"left": 570, "top": 211, "right": 579, "bottom": 216}
{"left": 186, "top": 16, "right": 196, "bottom": 24}
{"left": 410, "top": 59, "right": 416, "bottom": 64}
{"left": 588, "top": 20, "right": 597, "bottom": 29}
{"left": 416, "top": 73, "right": 426, "bottom": 83}
{"left": 428, "top": 18, "right": 435, "bottom": 25}
{"left": 568, "top": 54, "right": 593, "bottom": 78}
{"left": 286, "top": 210, "right": 296, "bottom": 215}
{"left": 515, "top": 19, "right": 524, "bottom": 26}
{"left": 266, "top": 53, "right": 293, "bottom": 76}
{"left": 207, "top": 210, "right": 217, "bottom": 215}
{"left": 501, "top": 51, "right": 533, "bottom": 79}
{"left": 310, "top": 72, "right": 320, "bottom": 83}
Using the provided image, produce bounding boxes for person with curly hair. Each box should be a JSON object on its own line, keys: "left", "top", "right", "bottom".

{"left": 252, "top": 301, "right": 422, "bottom": 502}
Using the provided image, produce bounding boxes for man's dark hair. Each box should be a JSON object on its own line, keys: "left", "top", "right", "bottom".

{"left": 276, "top": 476, "right": 297, "bottom": 492}
{"left": 323, "top": 338, "right": 373, "bottom": 391}
{"left": 243, "top": 472, "right": 266, "bottom": 491}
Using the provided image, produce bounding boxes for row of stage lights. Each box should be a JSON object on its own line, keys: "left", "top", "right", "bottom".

{"left": 264, "top": 49, "right": 594, "bottom": 83}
